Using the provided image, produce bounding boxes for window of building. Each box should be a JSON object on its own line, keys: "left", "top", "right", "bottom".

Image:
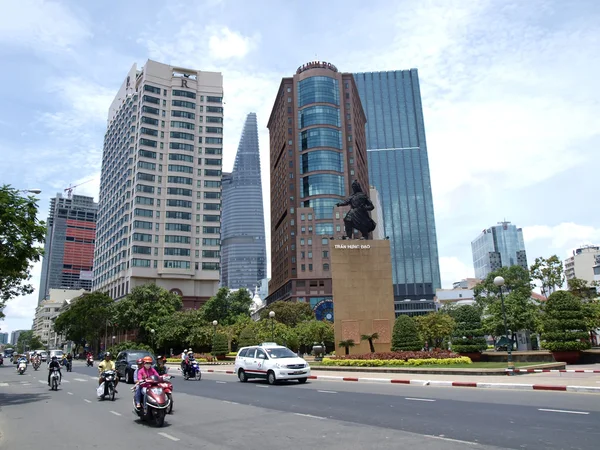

{"left": 308, "top": 264, "right": 313, "bottom": 271}
{"left": 301, "top": 264, "right": 306, "bottom": 271}
{"left": 323, "top": 263, "right": 330, "bottom": 271}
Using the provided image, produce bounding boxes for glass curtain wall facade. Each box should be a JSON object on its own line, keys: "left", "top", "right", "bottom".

{"left": 353, "top": 70, "right": 441, "bottom": 316}
{"left": 38, "top": 194, "right": 98, "bottom": 304}
{"left": 220, "top": 112, "right": 267, "bottom": 290}
{"left": 471, "top": 221, "right": 528, "bottom": 279}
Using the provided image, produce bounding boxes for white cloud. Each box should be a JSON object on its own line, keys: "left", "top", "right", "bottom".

{"left": 0, "top": 0, "right": 91, "bottom": 52}
{"left": 439, "top": 256, "right": 475, "bottom": 289}
{"left": 522, "top": 223, "right": 600, "bottom": 257}
{"left": 1, "top": 261, "right": 42, "bottom": 334}
{"left": 208, "top": 27, "right": 259, "bottom": 60}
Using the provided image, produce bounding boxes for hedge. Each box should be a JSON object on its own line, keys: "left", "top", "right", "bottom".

{"left": 328, "top": 350, "right": 461, "bottom": 361}
{"left": 320, "top": 357, "right": 472, "bottom": 367}
{"left": 166, "top": 358, "right": 208, "bottom": 364}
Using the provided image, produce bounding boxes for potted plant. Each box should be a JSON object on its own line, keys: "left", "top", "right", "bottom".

{"left": 449, "top": 305, "right": 487, "bottom": 361}
{"left": 542, "top": 291, "right": 590, "bottom": 364}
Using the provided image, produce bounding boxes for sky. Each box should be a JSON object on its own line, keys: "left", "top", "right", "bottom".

{"left": 1, "top": 0, "right": 599, "bottom": 334}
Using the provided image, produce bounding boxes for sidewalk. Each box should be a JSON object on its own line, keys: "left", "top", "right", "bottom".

{"left": 198, "top": 365, "right": 600, "bottom": 394}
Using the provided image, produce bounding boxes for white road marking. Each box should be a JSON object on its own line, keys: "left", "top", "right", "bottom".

{"left": 22, "top": 383, "right": 31, "bottom": 386}
{"left": 222, "top": 400, "right": 239, "bottom": 405}
{"left": 317, "top": 390, "right": 338, "bottom": 394}
{"left": 110, "top": 411, "right": 122, "bottom": 416}
{"left": 216, "top": 381, "right": 227, "bottom": 384}
{"left": 68, "top": 392, "right": 74, "bottom": 395}
{"left": 538, "top": 408, "right": 589, "bottom": 415}
{"left": 295, "top": 413, "right": 327, "bottom": 420}
{"left": 84, "top": 399, "right": 92, "bottom": 403}
{"left": 0, "top": 383, "right": 8, "bottom": 387}
{"left": 425, "top": 435, "right": 480, "bottom": 446}
{"left": 74, "top": 378, "right": 87, "bottom": 382}
{"left": 62, "top": 380, "right": 70, "bottom": 383}
{"left": 38, "top": 380, "right": 46, "bottom": 384}
{"left": 256, "top": 385, "right": 269, "bottom": 388}
{"left": 406, "top": 398, "right": 436, "bottom": 402}
{"left": 158, "top": 432, "right": 180, "bottom": 442}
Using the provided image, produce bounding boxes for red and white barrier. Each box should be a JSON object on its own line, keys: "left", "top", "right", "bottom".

{"left": 507, "top": 369, "right": 600, "bottom": 374}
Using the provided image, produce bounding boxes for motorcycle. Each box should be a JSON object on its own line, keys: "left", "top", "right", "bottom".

{"left": 100, "top": 370, "right": 117, "bottom": 401}
{"left": 50, "top": 367, "right": 60, "bottom": 391}
{"left": 32, "top": 359, "right": 41, "bottom": 371}
{"left": 86, "top": 357, "right": 94, "bottom": 367}
{"left": 65, "top": 359, "right": 72, "bottom": 372}
{"left": 184, "top": 360, "right": 201, "bottom": 381}
{"left": 17, "top": 360, "right": 27, "bottom": 375}
{"left": 158, "top": 375, "right": 174, "bottom": 414}
{"left": 132, "top": 376, "right": 170, "bottom": 427}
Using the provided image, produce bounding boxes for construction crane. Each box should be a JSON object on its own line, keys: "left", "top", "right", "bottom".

{"left": 64, "top": 179, "right": 94, "bottom": 199}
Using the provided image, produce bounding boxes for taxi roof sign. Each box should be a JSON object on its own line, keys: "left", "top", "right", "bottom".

{"left": 260, "top": 342, "right": 279, "bottom": 347}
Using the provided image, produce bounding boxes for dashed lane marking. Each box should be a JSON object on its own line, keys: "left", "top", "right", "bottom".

{"left": 538, "top": 408, "right": 589, "bottom": 415}
{"left": 110, "top": 411, "right": 122, "bottom": 416}
{"left": 216, "top": 381, "right": 227, "bottom": 384}
{"left": 222, "top": 400, "right": 239, "bottom": 405}
{"left": 74, "top": 378, "right": 87, "bottom": 382}
{"left": 68, "top": 392, "right": 73, "bottom": 395}
{"left": 158, "top": 432, "right": 180, "bottom": 442}
{"left": 424, "top": 435, "right": 480, "bottom": 446}
{"left": 406, "top": 398, "right": 436, "bottom": 402}
{"left": 84, "top": 399, "right": 92, "bottom": 403}
{"left": 317, "top": 390, "right": 337, "bottom": 394}
{"left": 295, "top": 413, "right": 327, "bottom": 420}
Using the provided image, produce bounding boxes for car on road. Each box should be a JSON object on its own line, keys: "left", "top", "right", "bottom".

{"left": 235, "top": 343, "right": 310, "bottom": 385}
{"left": 115, "top": 350, "right": 155, "bottom": 384}
{"left": 35, "top": 350, "right": 48, "bottom": 361}
{"left": 49, "top": 349, "right": 64, "bottom": 361}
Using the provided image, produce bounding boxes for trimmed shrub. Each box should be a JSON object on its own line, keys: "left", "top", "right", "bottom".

{"left": 542, "top": 291, "right": 591, "bottom": 351}
{"left": 450, "top": 305, "right": 487, "bottom": 353}
{"left": 320, "top": 356, "right": 472, "bottom": 367}
{"left": 391, "top": 315, "right": 422, "bottom": 351}
{"left": 211, "top": 332, "right": 229, "bottom": 356}
{"left": 238, "top": 326, "right": 258, "bottom": 348}
{"left": 328, "top": 350, "right": 460, "bottom": 361}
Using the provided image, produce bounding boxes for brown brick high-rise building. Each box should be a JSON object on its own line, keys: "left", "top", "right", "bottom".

{"left": 266, "top": 61, "right": 369, "bottom": 314}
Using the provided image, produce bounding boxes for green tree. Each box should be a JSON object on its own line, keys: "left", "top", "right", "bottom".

{"left": 259, "top": 301, "right": 315, "bottom": 327}
{"left": 482, "top": 290, "right": 541, "bottom": 340}
{"left": 415, "top": 312, "right": 456, "bottom": 349}
{"left": 338, "top": 339, "right": 355, "bottom": 355}
{"left": 295, "top": 320, "right": 334, "bottom": 349}
{"left": 541, "top": 290, "right": 590, "bottom": 351}
{"left": 54, "top": 292, "right": 114, "bottom": 351}
{"left": 449, "top": 305, "right": 487, "bottom": 353}
{"left": 567, "top": 277, "right": 598, "bottom": 301}
{"left": 391, "top": 315, "right": 422, "bottom": 351}
{"left": 155, "top": 310, "right": 199, "bottom": 350}
{"left": 238, "top": 325, "right": 259, "bottom": 348}
{"left": 474, "top": 265, "right": 533, "bottom": 308}
{"left": 211, "top": 332, "right": 229, "bottom": 356}
{"left": 566, "top": 278, "right": 600, "bottom": 342}
{"left": 360, "top": 333, "right": 379, "bottom": 353}
{"left": 201, "top": 287, "right": 252, "bottom": 326}
{"left": 16, "top": 330, "right": 44, "bottom": 353}
{"left": 530, "top": 255, "right": 565, "bottom": 298}
{"left": 114, "top": 284, "right": 182, "bottom": 344}
{"left": 0, "top": 186, "right": 46, "bottom": 319}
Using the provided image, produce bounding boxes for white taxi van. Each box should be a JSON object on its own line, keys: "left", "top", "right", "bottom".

{"left": 235, "top": 343, "right": 311, "bottom": 385}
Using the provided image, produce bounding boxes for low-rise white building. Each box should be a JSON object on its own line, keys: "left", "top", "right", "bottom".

{"left": 32, "top": 289, "right": 86, "bottom": 349}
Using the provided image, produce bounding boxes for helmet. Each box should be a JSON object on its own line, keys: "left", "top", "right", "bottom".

{"left": 142, "top": 356, "right": 153, "bottom": 364}
{"left": 51, "top": 356, "right": 57, "bottom": 360}
{"left": 104, "top": 352, "right": 111, "bottom": 358}
{"left": 183, "top": 349, "right": 188, "bottom": 352}
{"left": 188, "top": 351, "right": 193, "bottom": 356}
{"left": 136, "top": 358, "right": 143, "bottom": 365}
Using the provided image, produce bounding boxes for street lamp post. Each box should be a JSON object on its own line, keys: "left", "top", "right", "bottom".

{"left": 19, "top": 189, "right": 42, "bottom": 195}
{"left": 212, "top": 321, "right": 218, "bottom": 362}
{"left": 150, "top": 329, "right": 155, "bottom": 352}
{"left": 269, "top": 311, "right": 275, "bottom": 342}
{"left": 494, "top": 276, "right": 514, "bottom": 374}
{"left": 112, "top": 335, "right": 116, "bottom": 347}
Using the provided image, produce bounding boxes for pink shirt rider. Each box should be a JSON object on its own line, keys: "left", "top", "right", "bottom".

{"left": 137, "top": 366, "right": 159, "bottom": 382}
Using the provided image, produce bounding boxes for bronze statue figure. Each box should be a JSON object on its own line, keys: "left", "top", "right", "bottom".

{"left": 336, "top": 180, "right": 377, "bottom": 239}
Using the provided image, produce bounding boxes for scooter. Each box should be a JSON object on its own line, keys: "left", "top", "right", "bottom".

{"left": 50, "top": 367, "right": 60, "bottom": 391}
{"left": 17, "top": 360, "right": 27, "bottom": 375}
{"left": 183, "top": 360, "right": 201, "bottom": 381}
{"left": 132, "top": 376, "right": 170, "bottom": 427}
{"left": 32, "top": 359, "right": 41, "bottom": 371}
{"left": 158, "top": 375, "right": 174, "bottom": 414}
{"left": 86, "top": 356, "right": 94, "bottom": 367}
{"left": 100, "top": 370, "right": 117, "bottom": 401}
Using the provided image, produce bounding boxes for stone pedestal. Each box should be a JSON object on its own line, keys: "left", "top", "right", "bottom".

{"left": 331, "top": 240, "right": 396, "bottom": 356}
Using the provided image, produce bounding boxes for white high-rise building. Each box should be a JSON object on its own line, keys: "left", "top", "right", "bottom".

{"left": 93, "top": 60, "right": 224, "bottom": 308}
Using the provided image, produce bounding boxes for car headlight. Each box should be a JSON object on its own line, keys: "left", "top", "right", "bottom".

{"left": 274, "top": 363, "right": 282, "bottom": 369}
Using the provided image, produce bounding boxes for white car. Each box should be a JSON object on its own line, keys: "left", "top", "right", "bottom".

{"left": 235, "top": 343, "right": 310, "bottom": 385}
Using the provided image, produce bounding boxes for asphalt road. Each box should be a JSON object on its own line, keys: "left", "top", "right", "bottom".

{"left": 0, "top": 362, "right": 598, "bottom": 450}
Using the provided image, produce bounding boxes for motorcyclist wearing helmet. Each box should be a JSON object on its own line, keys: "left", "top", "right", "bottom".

{"left": 156, "top": 355, "right": 168, "bottom": 375}
{"left": 135, "top": 356, "right": 160, "bottom": 409}
{"left": 133, "top": 358, "right": 144, "bottom": 381}
{"left": 47, "top": 356, "right": 62, "bottom": 386}
{"left": 98, "top": 352, "right": 118, "bottom": 393}
{"left": 183, "top": 351, "right": 196, "bottom": 377}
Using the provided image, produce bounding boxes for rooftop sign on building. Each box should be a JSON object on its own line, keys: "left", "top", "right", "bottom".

{"left": 296, "top": 61, "right": 338, "bottom": 74}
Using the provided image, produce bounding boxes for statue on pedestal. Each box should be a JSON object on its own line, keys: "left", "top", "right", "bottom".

{"left": 336, "top": 180, "right": 377, "bottom": 240}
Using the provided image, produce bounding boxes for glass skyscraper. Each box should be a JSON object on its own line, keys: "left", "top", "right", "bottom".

{"left": 471, "top": 221, "right": 528, "bottom": 279}
{"left": 353, "top": 70, "right": 441, "bottom": 316}
{"left": 220, "top": 112, "right": 267, "bottom": 290}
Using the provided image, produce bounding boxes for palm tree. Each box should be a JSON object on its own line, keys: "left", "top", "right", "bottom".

{"left": 360, "top": 333, "right": 379, "bottom": 353}
{"left": 338, "top": 339, "right": 355, "bottom": 356}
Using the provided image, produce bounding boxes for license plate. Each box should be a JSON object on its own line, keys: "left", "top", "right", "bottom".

{"left": 292, "top": 371, "right": 304, "bottom": 375}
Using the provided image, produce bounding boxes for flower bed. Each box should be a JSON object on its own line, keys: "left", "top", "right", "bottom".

{"left": 320, "top": 356, "right": 472, "bottom": 367}
{"left": 328, "top": 350, "right": 461, "bottom": 361}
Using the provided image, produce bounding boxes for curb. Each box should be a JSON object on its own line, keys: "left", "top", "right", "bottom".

{"left": 203, "top": 369, "right": 600, "bottom": 394}
{"left": 508, "top": 369, "right": 600, "bottom": 374}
